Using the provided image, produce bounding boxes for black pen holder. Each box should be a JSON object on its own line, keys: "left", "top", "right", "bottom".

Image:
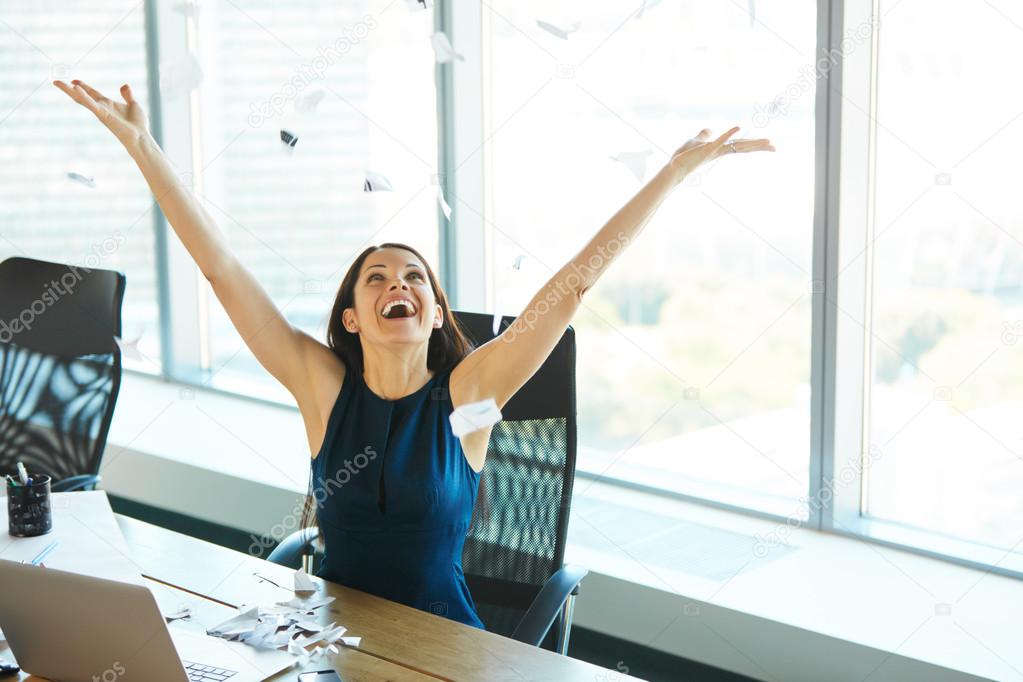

{"left": 7, "top": 473, "right": 52, "bottom": 537}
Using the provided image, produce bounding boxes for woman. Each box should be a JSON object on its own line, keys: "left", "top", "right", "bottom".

{"left": 54, "top": 79, "right": 774, "bottom": 629}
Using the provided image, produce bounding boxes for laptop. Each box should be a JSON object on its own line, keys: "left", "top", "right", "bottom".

{"left": 0, "top": 559, "right": 295, "bottom": 682}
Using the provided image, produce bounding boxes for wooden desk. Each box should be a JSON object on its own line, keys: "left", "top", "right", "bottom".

{"left": 113, "top": 515, "right": 626, "bottom": 681}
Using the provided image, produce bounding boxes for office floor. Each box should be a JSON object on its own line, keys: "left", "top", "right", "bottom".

{"left": 110, "top": 495, "right": 757, "bottom": 682}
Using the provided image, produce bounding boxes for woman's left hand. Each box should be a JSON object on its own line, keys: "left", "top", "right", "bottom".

{"left": 665, "top": 126, "right": 775, "bottom": 184}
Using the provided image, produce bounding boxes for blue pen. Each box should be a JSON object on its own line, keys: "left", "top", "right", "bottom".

{"left": 30, "top": 540, "right": 59, "bottom": 566}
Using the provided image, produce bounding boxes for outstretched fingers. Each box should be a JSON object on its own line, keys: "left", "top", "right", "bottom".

{"left": 70, "top": 79, "right": 109, "bottom": 103}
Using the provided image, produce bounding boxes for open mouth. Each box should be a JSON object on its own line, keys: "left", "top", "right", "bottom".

{"left": 380, "top": 298, "right": 417, "bottom": 320}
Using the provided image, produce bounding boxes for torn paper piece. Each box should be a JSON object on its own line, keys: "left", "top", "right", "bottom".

{"left": 163, "top": 605, "right": 192, "bottom": 622}
{"left": 405, "top": 0, "right": 433, "bottom": 9}
{"left": 288, "top": 637, "right": 310, "bottom": 661}
{"left": 277, "top": 595, "right": 335, "bottom": 611}
{"left": 450, "top": 398, "right": 502, "bottom": 437}
{"left": 295, "top": 88, "right": 325, "bottom": 113}
{"left": 159, "top": 54, "right": 203, "bottom": 100}
{"left": 611, "top": 150, "right": 653, "bottom": 182}
{"left": 67, "top": 171, "right": 96, "bottom": 188}
{"left": 207, "top": 606, "right": 260, "bottom": 638}
{"left": 431, "top": 32, "right": 465, "bottom": 64}
{"left": 340, "top": 636, "right": 361, "bottom": 647}
{"left": 294, "top": 568, "right": 316, "bottom": 594}
{"left": 293, "top": 624, "right": 346, "bottom": 649}
{"left": 363, "top": 172, "right": 394, "bottom": 192}
{"left": 437, "top": 187, "right": 452, "bottom": 220}
{"left": 536, "top": 19, "right": 581, "bottom": 40}
{"left": 492, "top": 314, "right": 502, "bottom": 336}
{"left": 113, "top": 335, "right": 144, "bottom": 361}
{"left": 748, "top": 0, "right": 756, "bottom": 26}
{"left": 513, "top": 254, "right": 526, "bottom": 270}
{"left": 280, "top": 129, "right": 298, "bottom": 149}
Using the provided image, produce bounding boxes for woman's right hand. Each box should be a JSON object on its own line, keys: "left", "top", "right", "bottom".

{"left": 53, "top": 80, "right": 150, "bottom": 147}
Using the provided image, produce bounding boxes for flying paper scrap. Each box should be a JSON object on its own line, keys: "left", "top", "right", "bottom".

{"left": 295, "top": 89, "right": 325, "bottom": 113}
{"left": 431, "top": 32, "right": 465, "bottom": 64}
{"left": 159, "top": 54, "right": 203, "bottom": 100}
{"left": 611, "top": 149, "right": 653, "bottom": 182}
{"left": 405, "top": 0, "right": 433, "bottom": 9}
{"left": 67, "top": 171, "right": 96, "bottom": 188}
{"left": 536, "top": 19, "right": 581, "bottom": 40}
{"left": 437, "top": 187, "right": 452, "bottom": 220}
{"left": 113, "top": 335, "right": 144, "bottom": 361}
{"left": 450, "top": 398, "right": 502, "bottom": 437}
{"left": 364, "top": 172, "right": 394, "bottom": 192}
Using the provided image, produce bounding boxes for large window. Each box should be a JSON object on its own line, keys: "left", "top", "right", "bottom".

{"left": 192, "top": 0, "right": 440, "bottom": 400}
{"left": 483, "top": 2, "right": 817, "bottom": 517}
{"left": 0, "top": 1, "right": 160, "bottom": 366}
{"left": 5, "top": 0, "right": 1022, "bottom": 577}
{"left": 861, "top": 0, "right": 1023, "bottom": 555}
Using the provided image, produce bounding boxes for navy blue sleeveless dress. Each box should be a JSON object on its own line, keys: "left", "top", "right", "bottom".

{"left": 311, "top": 364, "right": 486, "bottom": 629}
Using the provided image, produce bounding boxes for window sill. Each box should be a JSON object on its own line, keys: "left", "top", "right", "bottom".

{"left": 101, "top": 371, "right": 1021, "bottom": 681}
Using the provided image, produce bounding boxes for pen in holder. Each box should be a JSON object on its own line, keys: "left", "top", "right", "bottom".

{"left": 7, "top": 473, "right": 53, "bottom": 537}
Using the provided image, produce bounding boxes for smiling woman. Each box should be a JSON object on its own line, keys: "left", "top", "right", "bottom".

{"left": 52, "top": 75, "right": 771, "bottom": 629}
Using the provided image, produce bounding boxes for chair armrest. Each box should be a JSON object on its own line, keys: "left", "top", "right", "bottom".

{"left": 510, "top": 564, "right": 588, "bottom": 647}
{"left": 266, "top": 527, "right": 320, "bottom": 569}
{"left": 51, "top": 474, "right": 101, "bottom": 492}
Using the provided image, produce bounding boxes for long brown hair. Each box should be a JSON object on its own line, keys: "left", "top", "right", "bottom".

{"left": 296, "top": 243, "right": 475, "bottom": 554}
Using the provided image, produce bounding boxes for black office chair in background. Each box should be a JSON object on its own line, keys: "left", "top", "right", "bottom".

{"left": 0, "top": 256, "right": 126, "bottom": 492}
{"left": 269, "top": 310, "right": 588, "bottom": 655}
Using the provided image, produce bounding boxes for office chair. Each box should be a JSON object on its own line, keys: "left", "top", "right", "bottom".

{"left": 0, "top": 256, "right": 126, "bottom": 492}
{"left": 269, "top": 310, "right": 588, "bottom": 655}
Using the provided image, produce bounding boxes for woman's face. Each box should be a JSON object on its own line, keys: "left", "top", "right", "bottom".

{"left": 343, "top": 247, "right": 443, "bottom": 346}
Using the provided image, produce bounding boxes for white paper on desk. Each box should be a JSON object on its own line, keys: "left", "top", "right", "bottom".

{"left": 294, "top": 567, "right": 316, "bottom": 593}
{"left": 0, "top": 491, "right": 142, "bottom": 585}
{"left": 207, "top": 605, "right": 260, "bottom": 637}
{"left": 341, "top": 636, "right": 361, "bottom": 647}
{"left": 293, "top": 623, "right": 346, "bottom": 649}
{"left": 449, "top": 398, "right": 502, "bottom": 437}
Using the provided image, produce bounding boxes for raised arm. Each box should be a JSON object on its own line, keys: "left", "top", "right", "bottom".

{"left": 53, "top": 80, "right": 336, "bottom": 401}
{"left": 451, "top": 127, "right": 774, "bottom": 409}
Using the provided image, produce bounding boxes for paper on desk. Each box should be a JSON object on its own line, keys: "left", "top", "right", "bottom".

{"left": 277, "top": 595, "right": 335, "bottom": 611}
{"left": 0, "top": 491, "right": 142, "bottom": 585}
{"left": 207, "top": 606, "right": 260, "bottom": 638}
{"left": 294, "top": 567, "right": 316, "bottom": 594}
{"left": 450, "top": 397, "right": 503, "bottom": 437}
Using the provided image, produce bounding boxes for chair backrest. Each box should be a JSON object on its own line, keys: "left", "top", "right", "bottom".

{"left": 452, "top": 310, "right": 577, "bottom": 652}
{"left": 0, "top": 256, "right": 126, "bottom": 481}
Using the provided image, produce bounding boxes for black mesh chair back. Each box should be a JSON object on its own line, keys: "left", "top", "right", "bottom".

{"left": 0, "top": 256, "right": 126, "bottom": 485}
{"left": 453, "top": 310, "right": 577, "bottom": 653}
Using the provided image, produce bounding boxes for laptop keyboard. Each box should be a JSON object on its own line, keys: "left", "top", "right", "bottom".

{"left": 183, "top": 661, "right": 238, "bottom": 681}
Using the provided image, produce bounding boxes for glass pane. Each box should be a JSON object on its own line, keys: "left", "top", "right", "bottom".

{"left": 0, "top": 2, "right": 160, "bottom": 370}
{"left": 197, "top": 0, "right": 439, "bottom": 400}
{"left": 486, "top": 3, "right": 816, "bottom": 516}
{"left": 865, "top": 0, "right": 1023, "bottom": 553}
